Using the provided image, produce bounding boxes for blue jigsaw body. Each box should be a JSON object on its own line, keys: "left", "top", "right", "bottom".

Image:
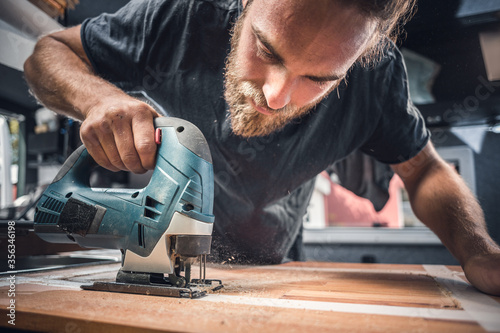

{"left": 33, "top": 117, "right": 215, "bottom": 277}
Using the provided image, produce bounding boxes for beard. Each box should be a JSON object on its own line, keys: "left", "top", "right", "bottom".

{"left": 223, "top": 9, "right": 338, "bottom": 138}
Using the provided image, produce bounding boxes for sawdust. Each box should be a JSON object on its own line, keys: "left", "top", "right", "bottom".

{"left": 219, "top": 255, "right": 236, "bottom": 266}
{"left": 407, "top": 272, "right": 463, "bottom": 310}
{"left": 436, "top": 284, "right": 462, "bottom": 309}
{"left": 213, "top": 269, "right": 326, "bottom": 297}
{"left": 195, "top": 284, "right": 224, "bottom": 296}
{"left": 419, "top": 272, "right": 463, "bottom": 310}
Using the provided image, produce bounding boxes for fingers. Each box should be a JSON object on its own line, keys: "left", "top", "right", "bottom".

{"left": 79, "top": 98, "right": 159, "bottom": 173}
{"left": 464, "top": 252, "right": 500, "bottom": 296}
{"left": 80, "top": 120, "right": 123, "bottom": 172}
{"left": 132, "top": 112, "right": 157, "bottom": 170}
{"left": 109, "top": 112, "right": 145, "bottom": 173}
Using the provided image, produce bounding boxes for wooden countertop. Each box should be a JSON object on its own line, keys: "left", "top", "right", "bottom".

{"left": 1, "top": 259, "right": 500, "bottom": 332}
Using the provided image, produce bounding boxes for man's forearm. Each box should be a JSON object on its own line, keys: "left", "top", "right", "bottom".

{"left": 24, "top": 30, "right": 126, "bottom": 120}
{"left": 24, "top": 26, "right": 160, "bottom": 173}
{"left": 403, "top": 159, "right": 497, "bottom": 266}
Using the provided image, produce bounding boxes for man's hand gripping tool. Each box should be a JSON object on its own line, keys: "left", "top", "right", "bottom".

{"left": 33, "top": 117, "right": 222, "bottom": 298}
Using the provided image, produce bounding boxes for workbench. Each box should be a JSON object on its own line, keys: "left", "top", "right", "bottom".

{"left": 1, "top": 252, "right": 499, "bottom": 332}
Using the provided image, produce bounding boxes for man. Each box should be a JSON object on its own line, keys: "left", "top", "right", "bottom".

{"left": 24, "top": 0, "right": 500, "bottom": 295}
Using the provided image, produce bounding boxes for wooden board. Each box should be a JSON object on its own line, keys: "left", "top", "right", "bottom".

{"left": 1, "top": 259, "right": 500, "bottom": 332}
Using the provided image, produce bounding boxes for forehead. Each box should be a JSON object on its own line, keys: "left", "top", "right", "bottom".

{"left": 245, "top": 0, "right": 377, "bottom": 75}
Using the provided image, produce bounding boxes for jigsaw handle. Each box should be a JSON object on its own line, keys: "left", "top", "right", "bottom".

{"left": 50, "top": 117, "right": 212, "bottom": 189}
{"left": 50, "top": 145, "right": 95, "bottom": 188}
{"left": 153, "top": 117, "right": 212, "bottom": 164}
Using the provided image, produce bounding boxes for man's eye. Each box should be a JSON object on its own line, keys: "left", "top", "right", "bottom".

{"left": 308, "top": 78, "right": 331, "bottom": 89}
{"left": 314, "top": 81, "right": 329, "bottom": 88}
{"left": 257, "top": 46, "right": 275, "bottom": 61}
{"left": 308, "top": 76, "right": 343, "bottom": 89}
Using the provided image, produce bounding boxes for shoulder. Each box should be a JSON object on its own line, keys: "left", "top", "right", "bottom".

{"left": 143, "top": 0, "right": 240, "bottom": 16}
{"left": 342, "top": 40, "right": 409, "bottom": 110}
{"left": 194, "top": 0, "right": 240, "bottom": 10}
{"left": 88, "top": 0, "right": 240, "bottom": 22}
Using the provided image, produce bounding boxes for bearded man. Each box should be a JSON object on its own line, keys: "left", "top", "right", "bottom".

{"left": 24, "top": 0, "right": 500, "bottom": 295}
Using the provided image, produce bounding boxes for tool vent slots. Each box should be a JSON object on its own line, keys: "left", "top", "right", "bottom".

{"left": 181, "top": 181, "right": 203, "bottom": 212}
{"left": 144, "top": 196, "right": 163, "bottom": 221}
{"left": 137, "top": 223, "right": 145, "bottom": 248}
{"left": 35, "top": 197, "right": 65, "bottom": 223}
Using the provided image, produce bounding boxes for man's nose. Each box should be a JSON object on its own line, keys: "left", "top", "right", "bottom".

{"left": 262, "top": 68, "right": 295, "bottom": 110}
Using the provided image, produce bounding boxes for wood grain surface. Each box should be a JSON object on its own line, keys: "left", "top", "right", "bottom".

{"left": 1, "top": 260, "right": 499, "bottom": 332}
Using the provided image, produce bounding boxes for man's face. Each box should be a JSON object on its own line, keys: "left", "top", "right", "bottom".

{"left": 224, "top": 0, "right": 377, "bottom": 138}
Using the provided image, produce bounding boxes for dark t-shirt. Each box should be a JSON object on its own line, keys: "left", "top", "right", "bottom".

{"left": 81, "top": 0, "right": 430, "bottom": 263}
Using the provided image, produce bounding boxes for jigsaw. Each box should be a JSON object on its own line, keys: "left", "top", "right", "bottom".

{"left": 32, "top": 117, "right": 222, "bottom": 298}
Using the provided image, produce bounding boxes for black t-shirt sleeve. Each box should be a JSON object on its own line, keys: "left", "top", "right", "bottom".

{"left": 360, "top": 47, "right": 431, "bottom": 164}
{"left": 81, "top": 0, "right": 235, "bottom": 98}
{"left": 81, "top": 0, "right": 186, "bottom": 90}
